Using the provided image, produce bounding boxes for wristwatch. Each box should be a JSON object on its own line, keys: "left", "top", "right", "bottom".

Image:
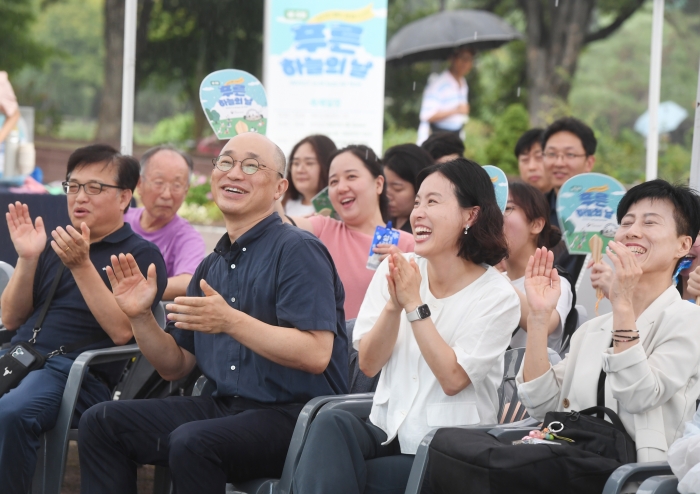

{"left": 406, "top": 304, "right": 431, "bottom": 322}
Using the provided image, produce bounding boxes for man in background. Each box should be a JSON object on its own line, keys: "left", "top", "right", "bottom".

{"left": 125, "top": 145, "right": 205, "bottom": 299}
{"left": 542, "top": 117, "right": 597, "bottom": 280}
{"left": 515, "top": 128, "right": 549, "bottom": 194}
{"left": 417, "top": 47, "right": 474, "bottom": 145}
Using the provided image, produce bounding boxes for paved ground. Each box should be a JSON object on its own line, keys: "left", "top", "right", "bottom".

{"left": 62, "top": 442, "right": 155, "bottom": 493}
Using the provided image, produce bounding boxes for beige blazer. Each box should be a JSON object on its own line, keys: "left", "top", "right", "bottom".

{"left": 516, "top": 286, "right": 700, "bottom": 461}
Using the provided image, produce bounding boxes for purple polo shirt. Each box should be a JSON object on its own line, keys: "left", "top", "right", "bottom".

{"left": 124, "top": 207, "right": 206, "bottom": 278}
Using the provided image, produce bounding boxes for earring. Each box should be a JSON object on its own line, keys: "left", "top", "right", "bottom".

{"left": 464, "top": 224, "right": 470, "bottom": 235}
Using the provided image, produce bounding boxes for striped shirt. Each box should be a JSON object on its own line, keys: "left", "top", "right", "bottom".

{"left": 417, "top": 70, "right": 468, "bottom": 144}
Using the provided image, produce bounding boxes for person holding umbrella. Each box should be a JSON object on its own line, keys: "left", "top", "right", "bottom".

{"left": 416, "top": 47, "right": 474, "bottom": 145}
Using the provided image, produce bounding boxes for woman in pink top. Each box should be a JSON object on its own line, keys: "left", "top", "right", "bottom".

{"left": 284, "top": 145, "right": 414, "bottom": 319}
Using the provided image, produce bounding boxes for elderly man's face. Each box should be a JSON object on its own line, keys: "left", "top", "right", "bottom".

{"left": 211, "top": 133, "right": 287, "bottom": 219}
{"left": 137, "top": 150, "right": 190, "bottom": 223}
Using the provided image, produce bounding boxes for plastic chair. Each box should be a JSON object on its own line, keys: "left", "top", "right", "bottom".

{"left": 31, "top": 344, "right": 143, "bottom": 494}
{"left": 637, "top": 475, "right": 679, "bottom": 494}
{"left": 31, "top": 304, "right": 166, "bottom": 493}
{"left": 497, "top": 347, "right": 530, "bottom": 424}
{"left": 601, "top": 462, "right": 675, "bottom": 494}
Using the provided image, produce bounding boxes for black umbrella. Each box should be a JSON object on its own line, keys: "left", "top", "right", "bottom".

{"left": 386, "top": 9, "right": 522, "bottom": 65}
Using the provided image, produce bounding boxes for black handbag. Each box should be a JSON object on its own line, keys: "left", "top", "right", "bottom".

{"left": 0, "top": 264, "right": 109, "bottom": 398}
{"left": 422, "top": 406, "right": 636, "bottom": 494}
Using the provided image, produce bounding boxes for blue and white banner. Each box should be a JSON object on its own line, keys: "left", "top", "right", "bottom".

{"left": 264, "top": 1, "right": 387, "bottom": 157}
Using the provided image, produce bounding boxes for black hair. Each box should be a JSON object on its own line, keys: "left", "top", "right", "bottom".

{"left": 542, "top": 117, "right": 597, "bottom": 156}
{"left": 421, "top": 132, "right": 465, "bottom": 161}
{"left": 283, "top": 134, "right": 337, "bottom": 205}
{"left": 383, "top": 144, "right": 434, "bottom": 191}
{"left": 416, "top": 158, "right": 508, "bottom": 265}
{"left": 66, "top": 144, "right": 140, "bottom": 213}
{"left": 617, "top": 179, "right": 700, "bottom": 244}
{"left": 329, "top": 145, "right": 389, "bottom": 221}
{"left": 514, "top": 128, "right": 544, "bottom": 158}
{"left": 508, "top": 182, "right": 562, "bottom": 248}
{"left": 140, "top": 145, "right": 194, "bottom": 174}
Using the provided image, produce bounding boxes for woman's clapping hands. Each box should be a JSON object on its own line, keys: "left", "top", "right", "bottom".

{"left": 385, "top": 246, "right": 423, "bottom": 313}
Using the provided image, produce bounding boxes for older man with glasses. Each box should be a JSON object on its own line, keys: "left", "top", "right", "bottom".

{"left": 0, "top": 144, "right": 167, "bottom": 494}
{"left": 124, "top": 145, "right": 206, "bottom": 299}
{"left": 78, "top": 132, "right": 348, "bottom": 493}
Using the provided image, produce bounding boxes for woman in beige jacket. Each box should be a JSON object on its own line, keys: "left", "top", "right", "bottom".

{"left": 517, "top": 180, "right": 700, "bottom": 462}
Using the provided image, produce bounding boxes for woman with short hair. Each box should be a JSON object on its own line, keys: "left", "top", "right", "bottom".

{"left": 292, "top": 158, "right": 520, "bottom": 494}
{"left": 520, "top": 180, "right": 700, "bottom": 462}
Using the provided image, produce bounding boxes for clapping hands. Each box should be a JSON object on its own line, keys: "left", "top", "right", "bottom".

{"left": 6, "top": 202, "right": 46, "bottom": 261}
{"left": 385, "top": 246, "right": 422, "bottom": 313}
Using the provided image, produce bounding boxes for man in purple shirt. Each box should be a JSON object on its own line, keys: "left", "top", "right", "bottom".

{"left": 124, "top": 145, "right": 206, "bottom": 299}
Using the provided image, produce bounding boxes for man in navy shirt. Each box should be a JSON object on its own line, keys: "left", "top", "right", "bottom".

{"left": 78, "top": 132, "right": 348, "bottom": 492}
{"left": 0, "top": 144, "right": 167, "bottom": 494}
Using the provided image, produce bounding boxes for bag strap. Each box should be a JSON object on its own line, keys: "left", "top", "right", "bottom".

{"left": 577, "top": 406, "right": 627, "bottom": 431}
{"left": 28, "top": 262, "right": 110, "bottom": 357}
{"left": 29, "top": 263, "right": 66, "bottom": 344}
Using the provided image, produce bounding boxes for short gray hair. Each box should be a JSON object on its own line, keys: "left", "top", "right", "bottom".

{"left": 272, "top": 142, "right": 287, "bottom": 176}
{"left": 140, "top": 145, "right": 194, "bottom": 175}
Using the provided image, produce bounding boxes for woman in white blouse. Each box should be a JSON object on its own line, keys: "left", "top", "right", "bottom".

{"left": 293, "top": 158, "right": 520, "bottom": 494}
{"left": 518, "top": 180, "right": 700, "bottom": 462}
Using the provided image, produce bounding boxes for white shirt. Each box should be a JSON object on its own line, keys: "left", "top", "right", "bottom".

{"left": 417, "top": 70, "right": 468, "bottom": 145}
{"left": 509, "top": 275, "right": 573, "bottom": 353}
{"left": 353, "top": 255, "right": 520, "bottom": 454}
{"left": 284, "top": 198, "right": 315, "bottom": 217}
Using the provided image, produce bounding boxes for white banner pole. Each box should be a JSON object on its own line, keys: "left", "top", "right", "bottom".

{"left": 689, "top": 58, "right": 700, "bottom": 192}
{"left": 120, "top": 0, "right": 138, "bottom": 155}
{"left": 645, "top": 0, "right": 664, "bottom": 181}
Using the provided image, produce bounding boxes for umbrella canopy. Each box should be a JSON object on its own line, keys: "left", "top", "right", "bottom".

{"left": 634, "top": 101, "right": 689, "bottom": 137}
{"left": 386, "top": 9, "right": 522, "bottom": 65}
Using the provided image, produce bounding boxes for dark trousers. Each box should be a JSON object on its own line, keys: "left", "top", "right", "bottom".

{"left": 293, "top": 409, "right": 415, "bottom": 494}
{"left": 78, "top": 395, "right": 302, "bottom": 494}
{"left": 0, "top": 355, "right": 110, "bottom": 494}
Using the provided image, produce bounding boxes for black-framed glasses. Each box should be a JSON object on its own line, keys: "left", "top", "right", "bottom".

{"left": 212, "top": 156, "right": 283, "bottom": 178}
{"left": 62, "top": 181, "right": 124, "bottom": 195}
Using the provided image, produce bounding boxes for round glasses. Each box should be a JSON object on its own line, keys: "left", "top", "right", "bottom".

{"left": 62, "top": 181, "right": 123, "bottom": 195}
{"left": 212, "top": 156, "right": 283, "bottom": 178}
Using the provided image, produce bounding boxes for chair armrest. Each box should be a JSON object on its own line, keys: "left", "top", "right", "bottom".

{"left": 316, "top": 397, "right": 373, "bottom": 418}
{"left": 40, "top": 344, "right": 142, "bottom": 494}
{"left": 274, "top": 393, "right": 374, "bottom": 494}
{"left": 602, "top": 462, "right": 674, "bottom": 494}
{"left": 638, "top": 475, "right": 679, "bottom": 494}
{"left": 192, "top": 375, "right": 216, "bottom": 397}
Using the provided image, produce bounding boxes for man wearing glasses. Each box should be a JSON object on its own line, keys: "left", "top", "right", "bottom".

{"left": 542, "top": 116, "right": 598, "bottom": 279}
{"left": 78, "top": 132, "right": 348, "bottom": 493}
{"left": 124, "top": 145, "right": 205, "bottom": 299}
{"left": 0, "top": 144, "right": 167, "bottom": 494}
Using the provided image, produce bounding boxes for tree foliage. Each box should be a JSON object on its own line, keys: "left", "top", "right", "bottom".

{"left": 0, "top": 0, "right": 50, "bottom": 75}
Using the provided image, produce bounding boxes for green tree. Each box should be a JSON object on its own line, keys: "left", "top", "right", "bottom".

{"left": 0, "top": 0, "right": 49, "bottom": 75}
{"left": 483, "top": 103, "right": 530, "bottom": 173}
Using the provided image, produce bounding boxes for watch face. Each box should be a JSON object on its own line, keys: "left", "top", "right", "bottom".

{"left": 418, "top": 304, "right": 431, "bottom": 319}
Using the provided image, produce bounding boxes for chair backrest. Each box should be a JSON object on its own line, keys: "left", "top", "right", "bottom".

{"left": 0, "top": 261, "right": 14, "bottom": 298}
{"left": 497, "top": 347, "right": 529, "bottom": 424}
{"left": 346, "top": 318, "right": 380, "bottom": 394}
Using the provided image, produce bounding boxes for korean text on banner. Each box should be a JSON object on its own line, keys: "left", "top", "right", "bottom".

{"left": 264, "top": 1, "right": 388, "bottom": 158}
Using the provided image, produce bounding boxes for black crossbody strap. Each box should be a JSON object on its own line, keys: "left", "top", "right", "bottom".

{"left": 29, "top": 263, "right": 66, "bottom": 344}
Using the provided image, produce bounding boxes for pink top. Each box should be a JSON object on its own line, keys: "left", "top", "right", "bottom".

{"left": 0, "top": 72, "right": 18, "bottom": 117}
{"left": 309, "top": 215, "right": 415, "bottom": 319}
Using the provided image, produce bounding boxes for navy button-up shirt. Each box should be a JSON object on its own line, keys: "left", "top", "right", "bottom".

{"left": 11, "top": 223, "right": 167, "bottom": 359}
{"left": 168, "top": 212, "right": 348, "bottom": 404}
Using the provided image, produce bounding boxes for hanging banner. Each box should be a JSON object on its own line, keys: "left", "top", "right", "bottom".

{"left": 482, "top": 165, "right": 508, "bottom": 213}
{"left": 556, "top": 173, "right": 627, "bottom": 255}
{"left": 199, "top": 69, "right": 268, "bottom": 139}
{"left": 264, "top": 1, "right": 388, "bottom": 157}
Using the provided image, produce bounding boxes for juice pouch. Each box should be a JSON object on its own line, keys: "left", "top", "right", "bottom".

{"left": 366, "top": 222, "right": 400, "bottom": 270}
{"left": 311, "top": 187, "right": 336, "bottom": 218}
